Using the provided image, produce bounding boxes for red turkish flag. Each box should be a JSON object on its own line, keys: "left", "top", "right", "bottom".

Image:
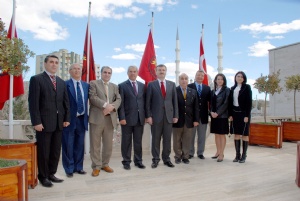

{"left": 138, "top": 30, "right": 157, "bottom": 85}
{"left": 0, "top": 18, "right": 24, "bottom": 110}
{"left": 199, "top": 25, "right": 208, "bottom": 85}
{"left": 81, "top": 24, "right": 96, "bottom": 82}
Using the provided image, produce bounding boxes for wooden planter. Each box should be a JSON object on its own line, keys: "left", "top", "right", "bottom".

{"left": 249, "top": 123, "right": 282, "bottom": 148}
{"left": 0, "top": 160, "right": 28, "bottom": 201}
{"left": 0, "top": 140, "right": 37, "bottom": 189}
{"left": 282, "top": 121, "right": 300, "bottom": 141}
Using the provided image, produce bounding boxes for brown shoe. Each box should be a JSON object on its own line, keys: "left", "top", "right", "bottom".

{"left": 92, "top": 169, "right": 100, "bottom": 177}
{"left": 101, "top": 166, "right": 114, "bottom": 173}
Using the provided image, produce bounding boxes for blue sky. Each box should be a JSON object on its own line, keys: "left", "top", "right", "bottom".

{"left": 1, "top": 0, "right": 300, "bottom": 99}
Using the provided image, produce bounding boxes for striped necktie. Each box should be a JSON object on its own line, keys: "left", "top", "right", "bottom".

{"left": 50, "top": 75, "right": 56, "bottom": 90}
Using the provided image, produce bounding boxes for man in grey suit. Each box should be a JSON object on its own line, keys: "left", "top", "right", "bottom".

{"left": 146, "top": 64, "right": 179, "bottom": 168}
{"left": 28, "top": 55, "right": 70, "bottom": 187}
{"left": 89, "top": 66, "right": 121, "bottom": 176}
{"left": 188, "top": 70, "right": 211, "bottom": 159}
{"left": 118, "top": 65, "right": 146, "bottom": 170}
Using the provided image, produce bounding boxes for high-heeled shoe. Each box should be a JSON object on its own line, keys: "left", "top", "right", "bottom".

{"left": 217, "top": 155, "right": 224, "bottom": 162}
{"left": 211, "top": 155, "right": 219, "bottom": 159}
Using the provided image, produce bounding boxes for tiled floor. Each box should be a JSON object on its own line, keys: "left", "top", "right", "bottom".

{"left": 28, "top": 134, "right": 300, "bottom": 201}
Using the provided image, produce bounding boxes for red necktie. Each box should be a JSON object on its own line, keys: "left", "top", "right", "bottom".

{"left": 161, "top": 81, "right": 166, "bottom": 98}
{"left": 50, "top": 75, "right": 56, "bottom": 90}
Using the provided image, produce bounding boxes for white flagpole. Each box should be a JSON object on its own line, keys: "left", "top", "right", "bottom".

{"left": 9, "top": 0, "right": 16, "bottom": 139}
{"left": 85, "top": 2, "right": 91, "bottom": 155}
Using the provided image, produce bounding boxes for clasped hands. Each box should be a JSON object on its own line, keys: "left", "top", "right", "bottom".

{"left": 103, "top": 104, "right": 115, "bottom": 115}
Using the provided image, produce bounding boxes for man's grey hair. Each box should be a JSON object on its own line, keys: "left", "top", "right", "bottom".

{"left": 127, "top": 65, "right": 138, "bottom": 73}
{"left": 101, "top": 66, "right": 112, "bottom": 73}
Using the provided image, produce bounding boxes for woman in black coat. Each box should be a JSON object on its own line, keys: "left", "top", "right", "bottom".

{"left": 229, "top": 71, "right": 252, "bottom": 163}
{"left": 210, "top": 74, "right": 230, "bottom": 162}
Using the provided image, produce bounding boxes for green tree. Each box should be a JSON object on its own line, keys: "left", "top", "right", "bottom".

{"left": 253, "top": 70, "right": 282, "bottom": 123}
{"left": 285, "top": 74, "right": 300, "bottom": 121}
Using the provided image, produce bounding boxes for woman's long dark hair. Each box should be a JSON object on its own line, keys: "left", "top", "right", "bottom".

{"left": 214, "top": 73, "right": 227, "bottom": 91}
{"left": 234, "top": 71, "right": 247, "bottom": 87}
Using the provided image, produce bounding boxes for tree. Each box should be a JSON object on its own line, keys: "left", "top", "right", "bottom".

{"left": 285, "top": 74, "right": 300, "bottom": 121}
{"left": 253, "top": 70, "right": 282, "bottom": 123}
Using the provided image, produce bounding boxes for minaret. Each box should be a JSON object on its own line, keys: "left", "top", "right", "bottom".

{"left": 217, "top": 18, "right": 223, "bottom": 74}
{"left": 175, "top": 26, "right": 180, "bottom": 86}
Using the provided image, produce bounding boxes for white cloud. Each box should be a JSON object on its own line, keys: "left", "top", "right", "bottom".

{"left": 248, "top": 41, "right": 275, "bottom": 57}
{"left": 265, "top": 35, "right": 284, "bottom": 40}
{"left": 191, "top": 4, "right": 198, "bottom": 9}
{"left": 125, "top": 43, "right": 160, "bottom": 52}
{"left": 167, "top": 0, "right": 178, "bottom": 6}
{"left": 0, "top": 0, "right": 174, "bottom": 41}
{"left": 111, "top": 67, "right": 126, "bottom": 73}
{"left": 238, "top": 19, "right": 300, "bottom": 36}
{"left": 114, "top": 48, "right": 122, "bottom": 52}
{"left": 111, "top": 53, "right": 140, "bottom": 60}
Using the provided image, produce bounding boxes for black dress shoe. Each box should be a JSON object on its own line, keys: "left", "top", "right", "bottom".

{"left": 123, "top": 164, "right": 131, "bottom": 170}
{"left": 164, "top": 161, "right": 175, "bottom": 168}
{"left": 40, "top": 178, "right": 53, "bottom": 187}
{"left": 49, "top": 175, "right": 64, "bottom": 183}
{"left": 175, "top": 158, "right": 181, "bottom": 164}
{"left": 151, "top": 162, "right": 158, "bottom": 168}
{"left": 66, "top": 173, "right": 73, "bottom": 178}
{"left": 182, "top": 159, "right": 190, "bottom": 164}
{"left": 198, "top": 155, "right": 205, "bottom": 159}
{"left": 135, "top": 163, "right": 146, "bottom": 169}
{"left": 188, "top": 155, "right": 194, "bottom": 159}
{"left": 77, "top": 170, "right": 87, "bottom": 175}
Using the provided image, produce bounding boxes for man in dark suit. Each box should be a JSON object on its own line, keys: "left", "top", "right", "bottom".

{"left": 62, "top": 63, "right": 89, "bottom": 178}
{"left": 118, "top": 65, "right": 146, "bottom": 170}
{"left": 28, "top": 55, "right": 70, "bottom": 188}
{"left": 146, "top": 64, "right": 179, "bottom": 168}
{"left": 173, "top": 73, "right": 199, "bottom": 164}
{"left": 89, "top": 66, "right": 121, "bottom": 176}
{"left": 188, "top": 70, "right": 211, "bottom": 159}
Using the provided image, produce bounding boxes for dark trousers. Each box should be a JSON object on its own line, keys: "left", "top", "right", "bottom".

{"left": 151, "top": 113, "right": 172, "bottom": 163}
{"left": 121, "top": 124, "right": 144, "bottom": 165}
{"left": 36, "top": 127, "right": 62, "bottom": 181}
{"left": 62, "top": 116, "right": 86, "bottom": 174}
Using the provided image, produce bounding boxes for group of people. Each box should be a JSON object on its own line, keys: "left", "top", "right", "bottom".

{"left": 28, "top": 54, "right": 252, "bottom": 188}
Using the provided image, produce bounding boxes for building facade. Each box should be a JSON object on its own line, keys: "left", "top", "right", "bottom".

{"left": 269, "top": 42, "right": 300, "bottom": 117}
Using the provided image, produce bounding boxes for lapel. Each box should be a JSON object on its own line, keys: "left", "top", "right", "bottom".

{"left": 68, "top": 79, "right": 76, "bottom": 101}
{"left": 82, "top": 81, "right": 88, "bottom": 101}
{"left": 137, "top": 81, "right": 143, "bottom": 96}
{"left": 176, "top": 87, "right": 184, "bottom": 101}
{"left": 153, "top": 80, "right": 162, "bottom": 97}
{"left": 42, "top": 71, "right": 56, "bottom": 92}
{"left": 126, "top": 80, "right": 136, "bottom": 96}
{"left": 239, "top": 84, "right": 246, "bottom": 96}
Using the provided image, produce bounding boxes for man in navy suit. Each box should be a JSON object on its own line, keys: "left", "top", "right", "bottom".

{"left": 62, "top": 63, "right": 89, "bottom": 177}
{"left": 173, "top": 73, "right": 199, "bottom": 164}
{"left": 118, "top": 65, "right": 146, "bottom": 170}
{"left": 146, "top": 64, "right": 179, "bottom": 168}
{"left": 188, "top": 70, "right": 211, "bottom": 159}
{"left": 28, "top": 55, "right": 70, "bottom": 188}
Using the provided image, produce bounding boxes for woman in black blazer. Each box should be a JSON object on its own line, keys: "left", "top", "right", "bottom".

{"left": 210, "top": 74, "right": 230, "bottom": 162}
{"left": 229, "top": 71, "right": 252, "bottom": 163}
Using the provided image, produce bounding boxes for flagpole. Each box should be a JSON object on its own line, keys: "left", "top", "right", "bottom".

{"left": 151, "top": 12, "right": 154, "bottom": 36}
{"left": 87, "top": 2, "right": 91, "bottom": 83}
{"left": 9, "top": 0, "right": 16, "bottom": 139}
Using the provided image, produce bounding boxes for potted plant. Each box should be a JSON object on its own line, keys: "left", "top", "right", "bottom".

{"left": 0, "top": 139, "right": 37, "bottom": 189}
{"left": 282, "top": 74, "right": 300, "bottom": 141}
{"left": 251, "top": 70, "right": 283, "bottom": 148}
{"left": 0, "top": 158, "right": 28, "bottom": 201}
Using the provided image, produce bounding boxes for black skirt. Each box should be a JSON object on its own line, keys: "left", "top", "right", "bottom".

{"left": 229, "top": 106, "right": 250, "bottom": 136}
{"left": 210, "top": 118, "right": 229, "bottom": 134}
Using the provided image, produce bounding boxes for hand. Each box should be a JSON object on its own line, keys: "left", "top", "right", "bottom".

{"left": 147, "top": 117, "right": 153, "bottom": 125}
{"left": 119, "top": 119, "right": 127, "bottom": 125}
{"left": 63, "top": 122, "right": 70, "bottom": 127}
{"left": 173, "top": 118, "right": 178, "bottom": 123}
{"left": 106, "top": 104, "right": 115, "bottom": 112}
{"left": 229, "top": 116, "right": 233, "bottom": 121}
{"left": 34, "top": 124, "right": 44, "bottom": 132}
{"left": 244, "top": 117, "right": 249, "bottom": 123}
{"left": 193, "top": 122, "right": 199, "bottom": 127}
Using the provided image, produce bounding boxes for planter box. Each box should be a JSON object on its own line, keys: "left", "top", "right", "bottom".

{"left": 249, "top": 123, "right": 282, "bottom": 148}
{"left": 0, "top": 160, "right": 28, "bottom": 201}
{"left": 0, "top": 140, "right": 37, "bottom": 189}
{"left": 282, "top": 121, "right": 300, "bottom": 141}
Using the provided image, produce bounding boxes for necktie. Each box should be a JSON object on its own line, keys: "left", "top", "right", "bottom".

{"left": 77, "top": 82, "right": 84, "bottom": 114}
{"left": 132, "top": 82, "right": 138, "bottom": 96}
{"left": 50, "top": 75, "right": 56, "bottom": 90}
{"left": 161, "top": 81, "right": 166, "bottom": 98}
{"left": 183, "top": 88, "right": 186, "bottom": 100}
{"left": 197, "top": 84, "right": 202, "bottom": 96}
{"left": 104, "top": 82, "right": 109, "bottom": 103}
